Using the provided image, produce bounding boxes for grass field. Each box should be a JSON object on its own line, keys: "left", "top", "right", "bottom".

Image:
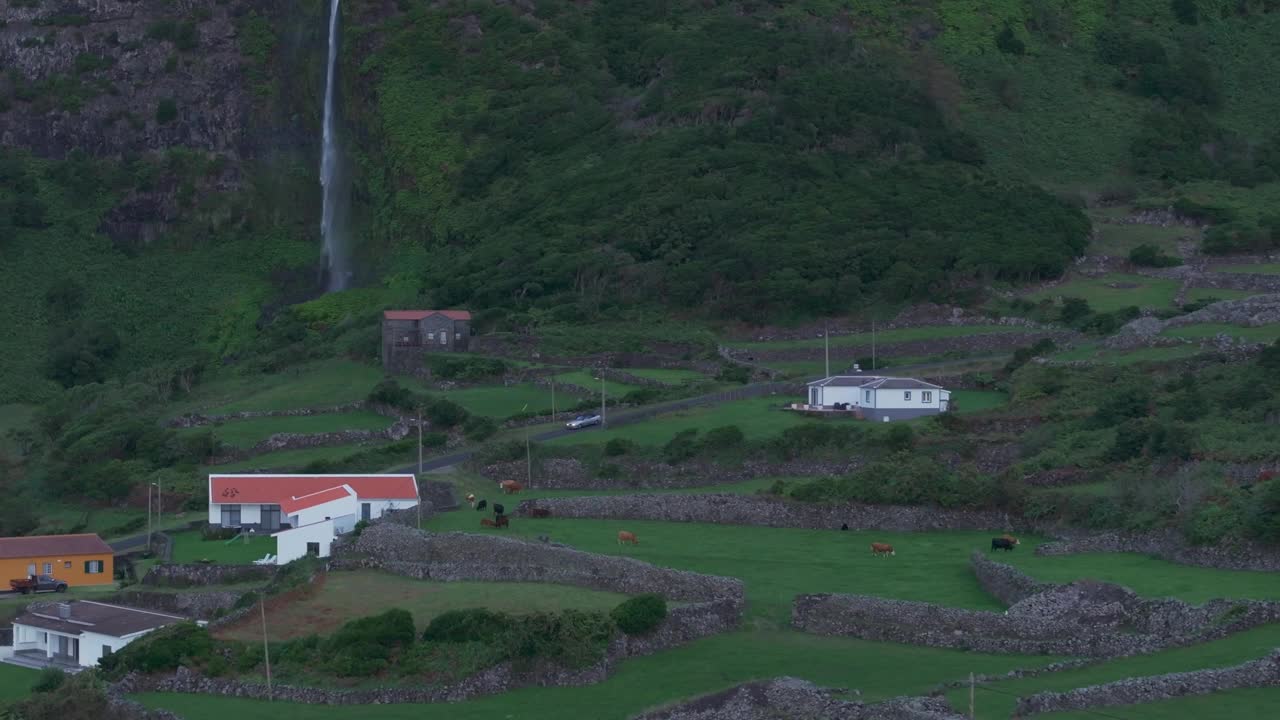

{"left": 136, "top": 629, "right": 1055, "bottom": 720}
{"left": 951, "top": 390, "right": 1008, "bottom": 413}
{"left": 1183, "top": 287, "right": 1259, "bottom": 304}
{"left": 33, "top": 503, "right": 190, "bottom": 539}
{"left": 553, "top": 370, "right": 638, "bottom": 398}
{"left": 1087, "top": 211, "right": 1190, "bottom": 256}
{"left": 949, "top": 623, "right": 1280, "bottom": 719}
{"left": 726, "top": 325, "right": 1031, "bottom": 351}
{"left": 1025, "top": 274, "right": 1181, "bottom": 312}
{"left": 203, "top": 442, "right": 400, "bottom": 473}
{"left": 169, "top": 531, "right": 277, "bottom": 564}
{"left": 1160, "top": 323, "right": 1280, "bottom": 343}
{"left": 441, "top": 468, "right": 783, "bottom": 505}
{"left": 1041, "top": 687, "right": 1280, "bottom": 719}
{"left": 1052, "top": 344, "right": 1203, "bottom": 365}
{"left": 0, "top": 662, "right": 37, "bottom": 703}
{"left": 177, "top": 411, "right": 393, "bottom": 448}
{"left": 1211, "top": 263, "right": 1280, "bottom": 275}
{"left": 443, "top": 383, "right": 558, "bottom": 418}
{"left": 172, "top": 360, "right": 386, "bottom": 416}
{"left": 550, "top": 397, "right": 817, "bottom": 448}
{"left": 623, "top": 368, "right": 709, "bottom": 383}
{"left": 216, "top": 571, "right": 632, "bottom": 642}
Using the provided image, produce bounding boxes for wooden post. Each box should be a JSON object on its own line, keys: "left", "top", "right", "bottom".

{"left": 146, "top": 485, "right": 152, "bottom": 554}
{"left": 262, "top": 597, "right": 272, "bottom": 701}
{"left": 969, "top": 672, "right": 975, "bottom": 719}
{"left": 416, "top": 409, "right": 423, "bottom": 475}
{"left": 551, "top": 381, "right": 556, "bottom": 421}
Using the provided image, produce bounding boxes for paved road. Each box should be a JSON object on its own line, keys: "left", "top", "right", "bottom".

{"left": 394, "top": 353, "right": 1008, "bottom": 475}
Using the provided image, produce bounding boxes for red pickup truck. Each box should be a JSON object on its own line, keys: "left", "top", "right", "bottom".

{"left": 9, "top": 574, "right": 68, "bottom": 594}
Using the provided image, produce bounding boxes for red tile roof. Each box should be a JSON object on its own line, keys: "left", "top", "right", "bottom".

{"left": 209, "top": 475, "right": 418, "bottom": 505}
{"left": 278, "top": 485, "right": 355, "bottom": 515}
{"left": 0, "top": 533, "right": 114, "bottom": 560}
{"left": 383, "top": 310, "right": 471, "bottom": 321}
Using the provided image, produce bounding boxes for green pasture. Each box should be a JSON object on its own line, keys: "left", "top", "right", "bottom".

{"left": 441, "top": 469, "right": 782, "bottom": 505}
{"left": 203, "top": 442, "right": 399, "bottom": 473}
{"left": 0, "top": 662, "right": 37, "bottom": 703}
{"left": 552, "top": 370, "right": 638, "bottom": 398}
{"left": 1087, "top": 212, "right": 1190, "bottom": 257}
{"left": 33, "top": 503, "right": 189, "bottom": 539}
{"left": 1052, "top": 344, "right": 1203, "bottom": 365}
{"left": 171, "top": 360, "right": 385, "bottom": 416}
{"left": 1160, "top": 323, "right": 1280, "bottom": 343}
{"left": 725, "top": 325, "right": 1031, "bottom": 351}
{"left": 950, "top": 390, "right": 1008, "bottom": 414}
{"left": 169, "top": 531, "right": 277, "bottom": 565}
{"left": 177, "top": 411, "right": 393, "bottom": 448}
{"left": 949, "top": 623, "right": 1280, "bottom": 719}
{"left": 623, "top": 368, "right": 709, "bottom": 383}
{"left": 136, "top": 630, "right": 1054, "bottom": 720}
{"left": 1183, "top": 287, "right": 1259, "bottom": 304}
{"left": 1210, "top": 263, "right": 1280, "bottom": 275}
{"left": 550, "top": 397, "right": 816, "bottom": 448}
{"left": 1025, "top": 274, "right": 1180, "bottom": 312}
{"left": 443, "top": 383, "right": 559, "bottom": 419}
{"left": 216, "top": 572, "right": 632, "bottom": 643}
{"left": 1042, "top": 687, "right": 1280, "bottom": 720}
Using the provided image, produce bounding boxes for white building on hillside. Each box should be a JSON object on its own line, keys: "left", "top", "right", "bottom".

{"left": 803, "top": 375, "right": 950, "bottom": 421}
{"left": 6, "top": 601, "right": 189, "bottom": 671}
{"left": 207, "top": 474, "right": 419, "bottom": 564}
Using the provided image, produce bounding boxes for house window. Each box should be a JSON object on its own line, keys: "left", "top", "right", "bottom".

{"left": 85, "top": 560, "right": 104, "bottom": 574}
{"left": 904, "top": 391, "right": 912, "bottom": 401}
{"left": 923, "top": 391, "right": 932, "bottom": 403}
{"left": 427, "top": 332, "right": 435, "bottom": 340}
{"left": 43, "top": 563, "right": 52, "bottom": 575}
{"left": 454, "top": 331, "right": 461, "bottom": 339}
{"left": 64, "top": 561, "right": 71, "bottom": 569}
{"left": 102, "top": 646, "right": 113, "bottom": 659}
{"left": 440, "top": 333, "right": 448, "bottom": 345}
{"left": 260, "top": 504, "right": 281, "bottom": 531}
{"left": 864, "top": 390, "right": 872, "bottom": 403}
{"left": 221, "top": 504, "right": 242, "bottom": 527}
{"left": 26, "top": 564, "right": 35, "bottom": 576}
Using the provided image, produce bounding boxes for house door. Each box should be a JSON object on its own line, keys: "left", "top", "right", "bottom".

{"left": 55, "top": 635, "right": 77, "bottom": 661}
{"left": 361, "top": 503, "right": 371, "bottom": 521}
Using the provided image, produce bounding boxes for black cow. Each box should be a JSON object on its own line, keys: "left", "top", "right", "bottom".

{"left": 475, "top": 499, "right": 488, "bottom": 511}
{"left": 840, "top": 523, "right": 849, "bottom": 531}
{"left": 991, "top": 537, "right": 1016, "bottom": 552}
{"left": 493, "top": 503, "right": 505, "bottom": 516}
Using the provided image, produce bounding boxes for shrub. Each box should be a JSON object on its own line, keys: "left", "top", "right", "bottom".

{"left": 155, "top": 98, "right": 177, "bottom": 124}
{"left": 428, "top": 355, "right": 506, "bottom": 380}
{"left": 1128, "top": 243, "right": 1180, "bottom": 267}
{"left": 662, "top": 428, "right": 700, "bottom": 464}
{"left": 500, "top": 609, "right": 614, "bottom": 668}
{"left": 329, "top": 608, "right": 416, "bottom": 653}
{"left": 604, "top": 437, "right": 635, "bottom": 456}
{"left": 31, "top": 667, "right": 65, "bottom": 693}
{"left": 716, "top": 363, "right": 750, "bottom": 384}
{"left": 422, "top": 608, "right": 513, "bottom": 643}
{"left": 463, "top": 415, "right": 497, "bottom": 442}
{"left": 99, "top": 622, "right": 214, "bottom": 676}
{"left": 995, "top": 25, "right": 1025, "bottom": 55}
{"left": 884, "top": 424, "right": 915, "bottom": 452}
{"left": 352, "top": 519, "right": 370, "bottom": 536}
{"left": 702, "top": 424, "right": 744, "bottom": 450}
{"left": 611, "top": 593, "right": 667, "bottom": 635}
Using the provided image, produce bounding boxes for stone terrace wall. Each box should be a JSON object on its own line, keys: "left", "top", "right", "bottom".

{"left": 141, "top": 563, "right": 276, "bottom": 588}
{"left": 334, "top": 523, "right": 744, "bottom": 605}
{"left": 791, "top": 589, "right": 1280, "bottom": 658}
{"left": 518, "top": 494, "right": 1018, "bottom": 532}
{"left": 105, "top": 589, "right": 243, "bottom": 621}
{"left": 1036, "top": 529, "right": 1280, "bottom": 572}
{"left": 484, "top": 457, "right": 862, "bottom": 490}
{"left": 633, "top": 677, "right": 965, "bottom": 720}
{"left": 969, "top": 552, "right": 1056, "bottom": 607}
{"left": 1014, "top": 652, "right": 1280, "bottom": 717}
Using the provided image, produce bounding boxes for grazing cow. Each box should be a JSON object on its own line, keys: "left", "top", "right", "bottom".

{"left": 475, "top": 499, "right": 488, "bottom": 512}
{"left": 493, "top": 503, "right": 505, "bottom": 516}
{"left": 870, "top": 542, "right": 895, "bottom": 557}
{"left": 480, "top": 518, "right": 497, "bottom": 528}
{"left": 466, "top": 493, "right": 476, "bottom": 508}
{"left": 500, "top": 480, "right": 524, "bottom": 494}
{"left": 1000, "top": 534, "right": 1021, "bottom": 546}
{"left": 991, "top": 537, "right": 1016, "bottom": 552}
{"left": 494, "top": 515, "right": 510, "bottom": 529}
{"left": 529, "top": 508, "right": 552, "bottom": 518}
{"left": 617, "top": 530, "right": 639, "bottom": 546}
{"left": 840, "top": 523, "right": 849, "bottom": 531}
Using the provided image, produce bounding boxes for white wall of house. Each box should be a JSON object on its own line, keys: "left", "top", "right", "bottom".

{"left": 212, "top": 498, "right": 415, "bottom": 527}
{"left": 872, "top": 388, "right": 947, "bottom": 410}
{"left": 273, "top": 519, "right": 335, "bottom": 564}
{"left": 290, "top": 495, "right": 358, "bottom": 533}
{"left": 13, "top": 623, "right": 171, "bottom": 668}
{"left": 360, "top": 498, "right": 418, "bottom": 521}
{"left": 814, "top": 386, "right": 872, "bottom": 407}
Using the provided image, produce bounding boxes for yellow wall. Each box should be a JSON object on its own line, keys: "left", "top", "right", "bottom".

{"left": 0, "top": 553, "right": 114, "bottom": 587}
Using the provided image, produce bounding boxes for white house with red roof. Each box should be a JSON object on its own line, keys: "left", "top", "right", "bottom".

{"left": 207, "top": 474, "right": 419, "bottom": 564}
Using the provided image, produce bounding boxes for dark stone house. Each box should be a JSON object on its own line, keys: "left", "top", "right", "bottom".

{"left": 381, "top": 310, "right": 472, "bottom": 373}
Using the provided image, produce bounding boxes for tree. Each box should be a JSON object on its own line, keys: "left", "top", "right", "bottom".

{"left": 996, "top": 25, "right": 1026, "bottom": 55}
{"left": 1171, "top": 0, "right": 1199, "bottom": 24}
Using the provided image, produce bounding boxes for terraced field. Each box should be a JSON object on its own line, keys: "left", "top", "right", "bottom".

{"left": 1160, "top": 323, "right": 1280, "bottom": 343}
{"left": 1025, "top": 274, "right": 1180, "bottom": 312}
{"left": 726, "top": 324, "right": 1035, "bottom": 351}
{"left": 176, "top": 411, "right": 393, "bottom": 448}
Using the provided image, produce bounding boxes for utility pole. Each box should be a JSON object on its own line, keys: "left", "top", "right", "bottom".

{"left": 969, "top": 672, "right": 975, "bottom": 719}
{"left": 600, "top": 375, "right": 607, "bottom": 429}
{"left": 824, "top": 320, "right": 830, "bottom": 378}
{"left": 156, "top": 478, "right": 162, "bottom": 536}
{"left": 146, "top": 484, "right": 152, "bottom": 554}
{"left": 262, "top": 598, "right": 273, "bottom": 701}
{"left": 872, "top": 319, "right": 877, "bottom": 372}
{"left": 415, "top": 475, "right": 421, "bottom": 528}
{"left": 416, "top": 408, "right": 423, "bottom": 476}
{"left": 551, "top": 381, "right": 556, "bottom": 421}
{"left": 522, "top": 404, "right": 531, "bottom": 486}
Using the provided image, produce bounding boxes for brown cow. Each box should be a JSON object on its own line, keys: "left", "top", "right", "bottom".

{"left": 529, "top": 508, "right": 551, "bottom": 518}
{"left": 495, "top": 515, "right": 510, "bottom": 529}
{"left": 617, "top": 530, "right": 639, "bottom": 546}
{"left": 500, "top": 480, "right": 524, "bottom": 495}
{"left": 1001, "top": 534, "right": 1021, "bottom": 546}
{"left": 870, "top": 542, "right": 895, "bottom": 557}
{"left": 480, "top": 518, "right": 497, "bottom": 528}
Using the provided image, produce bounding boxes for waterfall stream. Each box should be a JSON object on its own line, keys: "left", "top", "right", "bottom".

{"left": 320, "top": 0, "right": 349, "bottom": 291}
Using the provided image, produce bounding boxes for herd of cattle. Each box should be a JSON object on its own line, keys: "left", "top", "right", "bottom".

{"left": 868, "top": 534, "right": 1020, "bottom": 557}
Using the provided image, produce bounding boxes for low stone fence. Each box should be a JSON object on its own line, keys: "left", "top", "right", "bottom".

{"left": 517, "top": 494, "right": 1018, "bottom": 533}
{"left": 1013, "top": 651, "right": 1280, "bottom": 717}
{"left": 141, "top": 563, "right": 276, "bottom": 588}
{"left": 792, "top": 583, "right": 1280, "bottom": 658}
{"left": 482, "top": 457, "right": 861, "bottom": 491}
{"left": 206, "top": 421, "right": 411, "bottom": 465}
{"left": 725, "top": 331, "right": 1076, "bottom": 364}
{"left": 105, "top": 588, "right": 244, "bottom": 621}
{"left": 167, "top": 402, "right": 369, "bottom": 429}
{"left": 969, "top": 552, "right": 1055, "bottom": 607}
{"left": 1035, "top": 529, "right": 1280, "bottom": 572}
{"left": 633, "top": 677, "right": 965, "bottom": 720}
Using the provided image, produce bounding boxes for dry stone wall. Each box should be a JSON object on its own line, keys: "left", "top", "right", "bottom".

{"left": 631, "top": 677, "right": 965, "bottom": 720}
{"left": 483, "top": 457, "right": 862, "bottom": 490}
{"left": 968, "top": 552, "right": 1055, "bottom": 607}
{"left": 141, "top": 563, "right": 275, "bottom": 588}
{"left": 517, "top": 494, "right": 1018, "bottom": 532}
{"left": 105, "top": 589, "right": 243, "bottom": 621}
{"left": 1013, "top": 652, "right": 1280, "bottom": 717}
{"left": 1035, "top": 529, "right": 1280, "bottom": 572}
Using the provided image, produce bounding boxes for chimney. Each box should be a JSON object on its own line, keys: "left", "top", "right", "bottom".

{"left": 57, "top": 603, "right": 71, "bottom": 620}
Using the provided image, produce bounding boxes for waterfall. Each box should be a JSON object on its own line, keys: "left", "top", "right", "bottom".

{"left": 320, "top": 0, "right": 350, "bottom": 292}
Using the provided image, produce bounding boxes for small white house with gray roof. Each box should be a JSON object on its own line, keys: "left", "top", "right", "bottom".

{"left": 803, "top": 375, "right": 950, "bottom": 421}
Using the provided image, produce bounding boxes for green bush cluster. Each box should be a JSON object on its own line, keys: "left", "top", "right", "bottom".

{"left": 790, "top": 453, "right": 1001, "bottom": 510}
{"left": 99, "top": 622, "right": 214, "bottom": 676}
{"left": 661, "top": 424, "right": 744, "bottom": 464}
{"left": 427, "top": 355, "right": 506, "bottom": 381}
{"left": 610, "top": 593, "right": 667, "bottom": 635}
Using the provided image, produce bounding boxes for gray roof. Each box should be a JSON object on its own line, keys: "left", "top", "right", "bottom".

{"left": 14, "top": 601, "right": 186, "bottom": 638}
{"left": 807, "top": 375, "right": 944, "bottom": 390}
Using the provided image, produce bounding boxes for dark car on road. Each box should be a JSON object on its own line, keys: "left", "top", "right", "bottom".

{"left": 565, "top": 414, "right": 602, "bottom": 429}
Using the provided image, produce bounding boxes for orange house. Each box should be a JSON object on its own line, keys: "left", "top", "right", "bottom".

{"left": 0, "top": 534, "right": 115, "bottom": 587}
